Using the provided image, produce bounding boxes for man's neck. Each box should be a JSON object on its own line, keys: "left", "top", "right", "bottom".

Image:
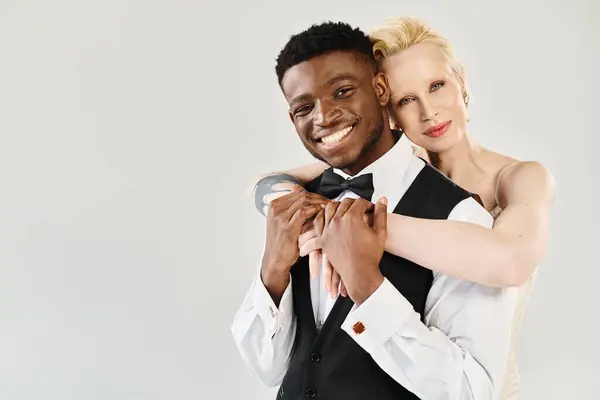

{"left": 342, "top": 129, "right": 397, "bottom": 176}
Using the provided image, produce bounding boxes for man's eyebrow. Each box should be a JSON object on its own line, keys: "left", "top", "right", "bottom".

{"left": 326, "top": 73, "right": 357, "bottom": 86}
{"left": 289, "top": 93, "right": 313, "bottom": 109}
{"left": 289, "top": 74, "right": 358, "bottom": 108}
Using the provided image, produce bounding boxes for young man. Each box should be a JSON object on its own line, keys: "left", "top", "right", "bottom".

{"left": 231, "top": 22, "right": 517, "bottom": 400}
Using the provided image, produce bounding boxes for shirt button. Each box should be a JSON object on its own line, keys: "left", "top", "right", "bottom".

{"left": 305, "top": 388, "right": 317, "bottom": 398}
{"left": 309, "top": 352, "right": 321, "bottom": 363}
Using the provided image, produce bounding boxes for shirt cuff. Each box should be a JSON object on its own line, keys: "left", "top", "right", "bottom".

{"left": 341, "top": 278, "right": 415, "bottom": 353}
{"left": 252, "top": 273, "right": 293, "bottom": 336}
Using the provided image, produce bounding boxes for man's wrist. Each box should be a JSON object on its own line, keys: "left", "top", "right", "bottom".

{"left": 348, "top": 269, "right": 384, "bottom": 305}
{"left": 260, "top": 260, "right": 291, "bottom": 307}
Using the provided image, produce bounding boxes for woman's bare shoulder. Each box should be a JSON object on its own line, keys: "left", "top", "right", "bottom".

{"left": 478, "top": 148, "right": 554, "bottom": 206}
{"left": 480, "top": 148, "right": 520, "bottom": 173}
{"left": 495, "top": 157, "right": 555, "bottom": 207}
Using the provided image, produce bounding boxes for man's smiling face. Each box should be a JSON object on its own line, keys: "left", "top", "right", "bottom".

{"left": 281, "top": 50, "right": 390, "bottom": 175}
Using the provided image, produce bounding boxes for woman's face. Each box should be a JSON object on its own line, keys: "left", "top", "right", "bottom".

{"left": 382, "top": 43, "right": 469, "bottom": 153}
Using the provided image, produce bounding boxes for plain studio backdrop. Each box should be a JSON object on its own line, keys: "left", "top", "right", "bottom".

{"left": 0, "top": 0, "right": 597, "bottom": 399}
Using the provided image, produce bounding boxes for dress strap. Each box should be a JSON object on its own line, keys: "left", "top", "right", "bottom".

{"left": 494, "top": 162, "right": 521, "bottom": 205}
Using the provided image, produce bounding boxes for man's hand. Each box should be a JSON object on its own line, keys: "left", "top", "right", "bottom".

{"left": 298, "top": 199, "right": 378, "bottom": 299}
{"left": 313, "top": 197, "right": 388, "bottom": 305}
{"left": 261, "top": 187, "right": 329, "bottom": 305}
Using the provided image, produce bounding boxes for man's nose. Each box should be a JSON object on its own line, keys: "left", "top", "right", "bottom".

{"left": 313, "top": 99, "right": 342, "bottom": 127}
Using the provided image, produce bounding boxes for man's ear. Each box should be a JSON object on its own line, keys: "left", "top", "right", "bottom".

{"left": 373, "top": 72, "right": 391, "bottom": 107}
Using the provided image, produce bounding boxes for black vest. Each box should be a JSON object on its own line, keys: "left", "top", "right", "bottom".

{"left": 276, "top": 163, "right": 473, "bottom": 400}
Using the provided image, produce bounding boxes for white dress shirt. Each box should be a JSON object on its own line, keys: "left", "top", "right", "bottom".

{"left": 231, "top": 134, "right": 519, "bottom": 400}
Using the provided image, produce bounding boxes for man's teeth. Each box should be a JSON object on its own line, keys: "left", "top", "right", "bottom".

{"left": 321, "top": 126, "right": 353, "bottom": 144}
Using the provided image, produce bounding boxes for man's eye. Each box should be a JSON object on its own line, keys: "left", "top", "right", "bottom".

{"left": 295, "top": 106, "right": 312, "bottom": 115}
{"left": 336, "top": 87, "right": 354, "bottom": 97}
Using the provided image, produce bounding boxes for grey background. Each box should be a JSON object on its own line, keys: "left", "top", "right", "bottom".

{"left": 0, "top": 0, "right": 597, "bottom": 399}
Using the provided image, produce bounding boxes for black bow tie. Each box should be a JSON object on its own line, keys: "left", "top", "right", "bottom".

{"left": 318, "top": 169, "right": 374, "bottom": 201}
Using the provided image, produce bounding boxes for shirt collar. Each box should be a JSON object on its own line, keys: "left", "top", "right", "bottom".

{"left": 333, "top": 130, "right": 415, "bottom": 184}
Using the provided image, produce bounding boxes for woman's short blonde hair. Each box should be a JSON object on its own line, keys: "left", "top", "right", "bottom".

{"left": 369, "top": 17, "right": 470, "bottom": 105}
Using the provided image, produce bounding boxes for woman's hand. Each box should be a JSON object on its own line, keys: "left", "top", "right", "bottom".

{"left": 263, "top": 182, "right": 305, "bottom": 205}
{"left": 298, "top": 225, "right": 347, "bottom": 298}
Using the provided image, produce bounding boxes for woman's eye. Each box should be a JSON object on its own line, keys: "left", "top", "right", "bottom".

{"left": 431, "top": 81, "right": 445, "bottom": 91}
{"left": 399, "top": 97, "right": 413, "bottom": 106}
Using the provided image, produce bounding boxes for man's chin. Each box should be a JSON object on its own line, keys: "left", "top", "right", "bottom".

{"left": 323, "top": 155, "right": 360, "bottom": 172}
{"left": 305, "top": 145, "right": 361, "bottom": 172}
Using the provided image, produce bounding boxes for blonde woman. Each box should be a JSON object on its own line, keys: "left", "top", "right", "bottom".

{"left": 251, "top": 17, "right": 555, "bottom": 400}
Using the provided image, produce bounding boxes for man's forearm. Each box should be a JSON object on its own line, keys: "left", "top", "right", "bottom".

{"left": 260, "top": 261, "right": 291, "bottom": 307}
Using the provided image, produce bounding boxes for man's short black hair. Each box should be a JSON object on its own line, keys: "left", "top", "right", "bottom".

{"left": 275, "top": 21, "right": 377, "bottom": 86}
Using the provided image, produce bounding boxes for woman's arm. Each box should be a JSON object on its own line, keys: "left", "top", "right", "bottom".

{"left": 246, "top": 146, "right": 424, "bottom": 199}
{"left": 249, "top": 159, "right": 555, "bottom": 288}
{"left": 273, "top": 161, "right": 330, "bottom": 183}
{"left": 245, "top": 161, "right": 328, "bottom": 199}
{"left": 385, "top": 161, "right": 556, "bottom": 287}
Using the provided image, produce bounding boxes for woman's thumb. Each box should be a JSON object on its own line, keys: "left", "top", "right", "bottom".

{"left": 374, "top": 197, "right": 388, "bottom": 239}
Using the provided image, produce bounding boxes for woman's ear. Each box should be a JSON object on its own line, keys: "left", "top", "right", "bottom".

{"left": 454, "top": 69, "right": 470, "bottom": 120}
{"left": 456, "top": 71, "right": 469, "bottom": 107}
